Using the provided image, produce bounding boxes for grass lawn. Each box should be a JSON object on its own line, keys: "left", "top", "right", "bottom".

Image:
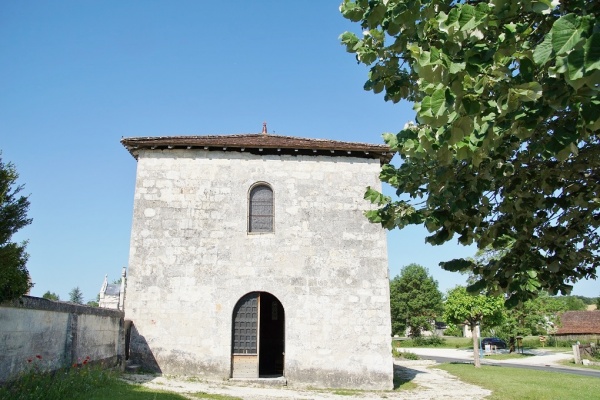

{"left": 67, "top": 380, "right": 244, "bottom": 400}
{"left": 394, "top": 336, "right": 473, "bottom": 349}
{"left": 558, "top": 358, "right": 600, "bottom": 371}
{"left": 484, "top": 353, "right": 536, "bottom": 360}
{"left": 81, "top": 379, "right": 190, "bottom": 400}
{"left": 437, "top": 363, "right": 600, "bottom": 400}
{"left": 0, "top": 365, "right": 242, "bottom": 400}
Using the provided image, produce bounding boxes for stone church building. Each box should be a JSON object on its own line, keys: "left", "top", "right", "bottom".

{"left": 121, "top": 130, "right": 394, "bottom": 389}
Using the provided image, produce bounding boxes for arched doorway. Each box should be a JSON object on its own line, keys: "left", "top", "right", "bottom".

{"left": 231, "top": 292, "right": 285, "bottom": 378}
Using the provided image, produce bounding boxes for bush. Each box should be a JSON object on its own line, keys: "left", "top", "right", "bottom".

{"left": 396, "top": 336, "right": 447, "bottom": 347}
{"left": 443, "top": 324, "right": 462, "bottom": 337}
{"left": 546, "top": 337, "right": 575, "bottom": 348}
{"left": 413, "top": 336, "right": 446, "bottom": 347}
{"left": 392, "top": 347, "right": 419, "bottom": 360}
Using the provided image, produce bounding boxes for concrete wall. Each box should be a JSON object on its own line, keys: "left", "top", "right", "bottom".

{"left": 0, "top": 296, "right": 124, "bottom": 383}
{"left": 125, "top": 149, "right": 393, "bottom": 389}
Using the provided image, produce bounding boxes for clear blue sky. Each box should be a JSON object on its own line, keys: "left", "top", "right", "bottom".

{"left": 1, "top": 1, "right": 596, "bottom": 302}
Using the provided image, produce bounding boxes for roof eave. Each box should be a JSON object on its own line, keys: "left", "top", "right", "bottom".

{"left": 121, "top": 135, "right": 395, "bottom": 164}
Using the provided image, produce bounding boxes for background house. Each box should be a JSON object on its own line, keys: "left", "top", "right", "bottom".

{"left": 98, "top": 268, "right": 126, "bottom": 310}
{"left": 555, "top": 311, "right": 600, "bottom": 342}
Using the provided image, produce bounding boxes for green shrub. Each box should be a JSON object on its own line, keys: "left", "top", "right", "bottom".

{"left": 413, "top": 336, "right": 446, "bottom": 347}
{"left": 399, "top": 351, "right": 420, "bottom": 360}
{"left": 443, "top": 324, "right": 462, "bottom": 337}
{"left": 546, "top": 337, "right": 576, "bottom": 348}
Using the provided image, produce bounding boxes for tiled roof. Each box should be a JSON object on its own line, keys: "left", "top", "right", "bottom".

{"left": 121, "top": 134, "right": 394, "bottom": 163}
{"left": 556, "top": 311, "right": 600, "bottom": 335}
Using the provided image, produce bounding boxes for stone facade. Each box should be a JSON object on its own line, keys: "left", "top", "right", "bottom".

{"left": 123, "top": 135, "right": 393, "bottom": 389}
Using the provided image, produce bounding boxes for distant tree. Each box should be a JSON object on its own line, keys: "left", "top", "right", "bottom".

{"left": 498, "top": 293, "right": 578, "bottom": 337}
{"left": 86, "top": 292, "right": 100, "bottom": 307}
{"left": 390, "top": 264, "right": 443, "bottom": 337}
{"left": 0, "top": 153, "right": 33, "bottom": 302}
{"left": 572, "top": 295, "right": 596, "bottom": 305}
{"left": 68, "top": 287, "right": 84, "bottom": 304}
{"left": 444, "top": 286, "right": 504, "bottom": 368}
{"left": 561, "top": 296, "right": 587, "bottom": 311}
{"left": 42, "top": 291, "right": 60, "bottom": 301}
{"left": 596, "top": 296, "right": 600, "bottom": 310}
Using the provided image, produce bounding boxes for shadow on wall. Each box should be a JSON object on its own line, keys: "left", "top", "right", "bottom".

{"left": 128, "top": 323, "right": 162, "bottom": 373}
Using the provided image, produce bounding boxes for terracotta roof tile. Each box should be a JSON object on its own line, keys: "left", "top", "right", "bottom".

{"left": 121, "top": 134, "right": 394, "bottom": 163}
{"left": 556, "top": 311, "right": 600, "bottom": 335}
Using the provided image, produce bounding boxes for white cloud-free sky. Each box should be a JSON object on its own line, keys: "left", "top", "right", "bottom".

{"left": 1, "top": 1, "right": 596, "bottom": 301}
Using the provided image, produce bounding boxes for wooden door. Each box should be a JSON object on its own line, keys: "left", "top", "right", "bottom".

{"left": 231, "top": 293, "right": 259, "bottom": 377}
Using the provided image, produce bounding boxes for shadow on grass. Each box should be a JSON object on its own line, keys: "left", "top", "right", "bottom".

{"left": 84, "top": 379, "right": 189, "bottom": 400}
{"left": 393, "top": 364, "right": 421, "bottom": 390}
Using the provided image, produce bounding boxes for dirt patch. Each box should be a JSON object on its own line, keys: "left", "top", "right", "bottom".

{"left": 123, "top": 360, "right": 491, "bottom": 400}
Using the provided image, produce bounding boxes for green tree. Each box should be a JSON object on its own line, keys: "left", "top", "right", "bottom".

{"left": 561, "top": 295, "right": 587, "bottom": 311}
{"left": 390, "top": 264, "right": 443, "bottom": 337}
{"left": 86, "top": 293, "right": 100, "bottom": 307}
{"left": 340, "top": 0, "right": 600, "bottom": 304}
{"left": 69, "top": 287, "right": 84, "bottom": 304}
{"left": 0, "top": 153, "right": 32, "bottom": 302}
{"left": 571, "top": 295, "right": 595, "bottom": 305}
{"left": 444, "top": 286, "right": 504, "bottom": 367}
{"left": 499, "top": 293, "right": 577, "bottom": 337}
{"left": 596, "top": 296, "right": 600, "bottom": 310}
{"left": 42, "top": 291, "right": 60, "bottom": 301}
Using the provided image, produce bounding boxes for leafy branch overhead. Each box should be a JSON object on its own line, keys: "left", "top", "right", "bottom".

{"left": 341, "top": 0, "right": 599, "bottom": 304}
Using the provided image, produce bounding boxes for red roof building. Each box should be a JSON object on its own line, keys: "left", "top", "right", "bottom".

{"left": 555, "top": 311, "right": 600, "bottom": 340}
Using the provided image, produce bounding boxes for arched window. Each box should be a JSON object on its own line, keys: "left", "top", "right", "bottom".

{"left": 248, "top": 184, "right": 273, "bottom": 233}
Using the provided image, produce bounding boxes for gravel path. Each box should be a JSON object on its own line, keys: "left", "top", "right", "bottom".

{"left": 124, "top": 360, "right": 491, "bottom": 400}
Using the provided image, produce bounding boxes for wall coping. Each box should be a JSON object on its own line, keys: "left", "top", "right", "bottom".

{"left": 1, "top": 296, "right": 124, "bottom": 318}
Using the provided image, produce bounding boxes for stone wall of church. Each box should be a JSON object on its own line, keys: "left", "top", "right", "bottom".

{"left": 125, "top": 149, "right": 393, "bottom": 389}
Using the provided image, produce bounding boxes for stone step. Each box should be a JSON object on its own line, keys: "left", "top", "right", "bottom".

{"left": 228, "top": 376, "right": 287, "bottom": 387}
{"left": 125, "top": 361, "right": 141, "bottom": 373}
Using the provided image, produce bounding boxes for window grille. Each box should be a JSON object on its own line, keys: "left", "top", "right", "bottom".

{"left": 249, "top": 184, "right": 273, "bottom": 232}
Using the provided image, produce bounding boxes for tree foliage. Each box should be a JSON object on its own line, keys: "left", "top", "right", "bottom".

{"left": 444, "top": 286, "right": 504, "bottom": 367}
{"left": 42, "top": 291, "right": 60, "bottom": 301}
{"left": 0, "top": 153, "right": 32, "bottom": 302}
{"left": 499, "top": 293, "right": 586, "bottom": 337}
{"left": 390, "top": 263, "right": 443, "bottom": 336}
{"left": 69, "top": 287, "right": 84, "bottom": 304}
{"left": 341, "top": 0, "right": 600, "bottom": 304}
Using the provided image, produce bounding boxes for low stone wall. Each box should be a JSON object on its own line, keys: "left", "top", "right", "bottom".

{"left": 0, "top": 296, "right": 124, "bottom": 383}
